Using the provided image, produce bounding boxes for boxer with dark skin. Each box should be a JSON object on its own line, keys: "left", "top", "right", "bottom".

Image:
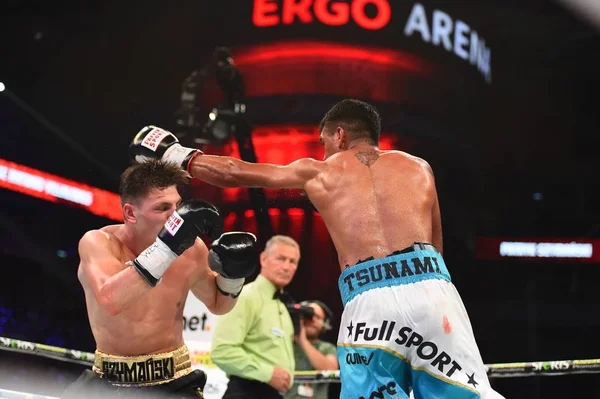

{"left": 130, "top": 100, "right": 441, "bottom": 271}
{"left": 130, "top": 99, "right": 504, "bottom": 398}
{"left": 186, "top": 118, "right": 442, "bottom": 270}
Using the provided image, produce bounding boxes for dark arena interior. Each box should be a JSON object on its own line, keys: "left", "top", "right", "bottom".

{"left": 1, "top": 0, "right": 600, "bottom": 398}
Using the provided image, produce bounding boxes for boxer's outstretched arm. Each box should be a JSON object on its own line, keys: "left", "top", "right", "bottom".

{"left": 78, "top": 230, "right": 153, "bottom": 316}
{"left": 188, "top": 155, "right": 324, "bottom": 189}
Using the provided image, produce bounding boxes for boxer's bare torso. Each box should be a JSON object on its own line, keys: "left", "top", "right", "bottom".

{"left": 304, "top": 146, "right": 442, "bottom": 270}
{"left": 191, "top": 143, "right": 442, "bottom": 272}
{"left": 78, "top": 225, "right": 208, "bottom": 355}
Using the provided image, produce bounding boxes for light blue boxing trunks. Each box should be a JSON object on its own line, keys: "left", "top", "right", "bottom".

{"left": 337, "top": 243, "right": 504, "bottom": 399}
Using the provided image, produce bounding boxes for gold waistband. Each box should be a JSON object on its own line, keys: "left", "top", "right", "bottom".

{"left": 92, "top": 344, "right": 192, "bottom": 386}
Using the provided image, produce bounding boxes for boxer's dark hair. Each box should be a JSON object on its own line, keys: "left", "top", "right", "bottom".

{"left": 319, "top": 99, "right": 381, "bottom": 145}
{"left": 119, "top": 160, "right": 189, "bottom": 205}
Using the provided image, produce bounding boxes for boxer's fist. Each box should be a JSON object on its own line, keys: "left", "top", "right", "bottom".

{"left": 133, "top": 200, "right": 223, "bottom": 287}
{"left": 209, "top": 232, "right": 258, "bottom": 279}
{"left": 209, "top": 232, "right": 258, "bottom": 297}
{"left": 158, "top": 200, "right": 224, "bottom": 254}
{"left": 130, "top": 125, "right": 201, "bottom": 171}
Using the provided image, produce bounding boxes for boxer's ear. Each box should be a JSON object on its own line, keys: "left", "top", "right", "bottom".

{"left": 335, "top": 126, "right": 349, "bottom": 150}
{"left": 123, "top": 203, "right": 137, "bottom": 224}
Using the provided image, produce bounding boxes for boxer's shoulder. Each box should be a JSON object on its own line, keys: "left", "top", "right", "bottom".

{"left": 385, "top": 150, "right": 430, "bottom": 168}
{"left": 80, "top": 226, "right": 127, "bottom": 256}
{"left": 80, "top": 228, "right": 109, "bottom": 246}
{"left": 90, "top": 225, "right": 123, "bottom": 246}
{"left": 291, "top": 157, "right": 329, "bottom": 174}
{"left": 371, "top": 151, "right": 433, "bottom": 177}
{"left": 98, "top": 224, "right": 122, "bottom": 238}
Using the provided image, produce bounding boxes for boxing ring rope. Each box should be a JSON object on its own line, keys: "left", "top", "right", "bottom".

{"left": 1, "top": 336, "right": 599, "bottom": 386}
{"left": 293, "top": 357, "right": 600, "bottom": 382}
{"left": 0, "top": 337, "right": 94, "bottom": 367}
{"left": 0, "top": 388, "right": 57, "bottom": 399}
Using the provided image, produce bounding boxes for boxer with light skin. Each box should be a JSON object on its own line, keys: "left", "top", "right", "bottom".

{"left": 62, "top": 160, "right": 258, "bottom": 398}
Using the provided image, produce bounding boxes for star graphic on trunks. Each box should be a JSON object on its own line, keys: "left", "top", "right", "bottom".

{"left": 466, "top": 372, "right": 478, "bottom": 388}
{"left": 347, "top": 321, "right": 354, "bottom": 338}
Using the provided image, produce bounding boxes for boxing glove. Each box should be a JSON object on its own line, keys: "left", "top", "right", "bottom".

{"left": 209, "top": 232, "right": 259, "bottom": 298}
{"left": 130, "top": 125, "right": 202, "bottom": 172}
{"left": 133, "top": 200, "right": 224, "bottom": 287}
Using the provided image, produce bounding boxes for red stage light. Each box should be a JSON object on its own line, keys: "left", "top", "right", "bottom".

{"left": 217, "top": 41, "right": 435, "bottom": 102}
{"left": 0, "top": 158, "right": 122, "bottom": 221}
{"left": 268, "top": 208, "right": 281, "bottom": 216}
{"left": 287, "top": 208, "right": 305, "bottom": 216}
{"left": 235, "top": 41, "right": 431, "bottom": 73}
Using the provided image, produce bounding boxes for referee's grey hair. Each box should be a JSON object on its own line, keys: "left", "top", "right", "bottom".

{"left": 264, "top": 235, "right": 300, "bottom": 257}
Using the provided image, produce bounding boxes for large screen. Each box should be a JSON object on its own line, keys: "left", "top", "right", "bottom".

{"left": 476, "top": 237, "right": 599, "bottom": 263}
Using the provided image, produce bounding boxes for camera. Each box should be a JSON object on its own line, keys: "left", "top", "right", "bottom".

{"left": 285, "top": 300, "right": 334, "bottom": 335}
{"left": 285, "top": 303, "right": 315, "bottom": 335}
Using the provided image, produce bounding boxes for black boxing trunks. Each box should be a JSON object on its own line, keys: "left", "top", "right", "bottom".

{"left": 61, "top": 344, "right": 206, "bottom": 398}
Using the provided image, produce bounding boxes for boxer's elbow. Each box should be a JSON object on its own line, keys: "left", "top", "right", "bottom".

{"left": 105, "top": 303, "right": 122, "bottom": 317}
{"left": 202, "top": 297, "right": 220, "bottom": 315}
{"left": 208, "top": 295, "right": 236, "bottom": 315}
{"left": 214, "top": 302, "right": 236, "bottom": 315}
{"left": 99, "top": 298, "right": 121, "bottom": 317}
{"left": 208, "top": 305, "right": 229, "bottom": 316}
{"left": 98, "top": 286, "right": 122, "bottom": 316}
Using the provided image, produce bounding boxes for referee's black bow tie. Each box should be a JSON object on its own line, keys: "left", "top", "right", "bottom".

{"left": 273, "top": 290, "right": 293, "bottom": 304}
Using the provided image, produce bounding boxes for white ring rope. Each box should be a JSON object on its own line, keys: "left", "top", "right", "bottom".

{"left": 1, "top": 336, "right": 599, "bottom": 383}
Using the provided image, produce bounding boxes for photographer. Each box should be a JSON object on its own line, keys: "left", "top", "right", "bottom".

{"left": 211, "top": 235, "right": 300, "bottom": 399}
{"left": 285, "top": 301, "right": 338, "bottom": 399}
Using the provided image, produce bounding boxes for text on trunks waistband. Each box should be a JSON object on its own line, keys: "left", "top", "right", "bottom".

{"left": 338, "top": 251, "right": 451, "bottom": 306}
